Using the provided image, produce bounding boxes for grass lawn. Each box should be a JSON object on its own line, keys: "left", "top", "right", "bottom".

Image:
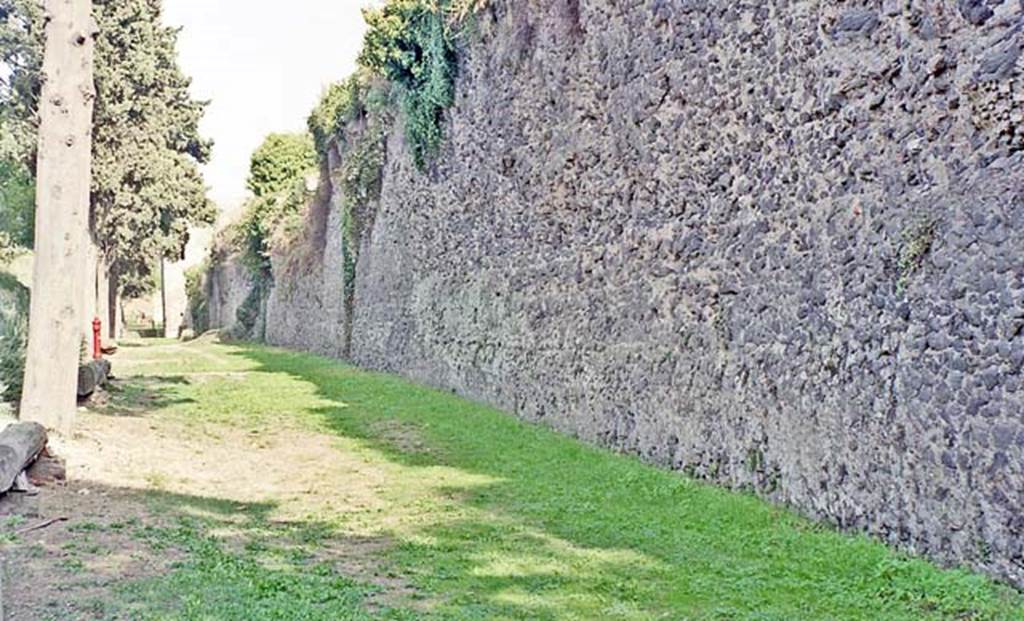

{"left": 9, "top": 337, "right": 1022, "bottom": 620}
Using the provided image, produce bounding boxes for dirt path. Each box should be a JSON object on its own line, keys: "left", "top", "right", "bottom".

{"left": 0, "top": 338, "right": 421, "bottom": 620}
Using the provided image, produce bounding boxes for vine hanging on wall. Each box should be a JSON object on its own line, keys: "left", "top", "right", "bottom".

{"left": 359, "top": 0, "right": 482, "bottom": 169}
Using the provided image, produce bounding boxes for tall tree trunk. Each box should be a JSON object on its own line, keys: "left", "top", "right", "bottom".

{"left": 20, "top": 0, "right": 96, "bottom": 434}
{"left": 81, "top": 233, "right": 99, "bottom": 346}
{"left": 107, "top": 266, "right": 120, "bottom": 340}
{"left": 95, "top": 255, "right": 110, "bottom": 342}
{"left": 160, "top": 256, "right": 168, "bottom": 337}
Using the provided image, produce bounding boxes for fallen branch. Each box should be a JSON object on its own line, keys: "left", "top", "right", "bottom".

{"left": 14, "top": 516, "right": 68, "bottom": 535}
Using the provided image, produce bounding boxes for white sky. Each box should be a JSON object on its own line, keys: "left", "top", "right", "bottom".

{"left": 162, "top": 0, "right": 371, "bottom": 208}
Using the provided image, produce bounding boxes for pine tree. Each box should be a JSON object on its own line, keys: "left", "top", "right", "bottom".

{"left": 91, "top": 0, "right": 215, "bottom": 305}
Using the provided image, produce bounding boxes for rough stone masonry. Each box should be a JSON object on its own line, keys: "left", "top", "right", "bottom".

{"left": 215, "top": 1, "right": 1024, "bottom": 586}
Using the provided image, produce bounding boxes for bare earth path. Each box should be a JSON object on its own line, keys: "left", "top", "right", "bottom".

{"left": 0, "top": 337, "right": 1021, "bottom": 620}
{"left": 1, "top": 337, "right": 425, "bottom": 620}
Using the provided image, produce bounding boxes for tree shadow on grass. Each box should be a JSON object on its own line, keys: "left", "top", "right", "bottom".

{"left": 229, "top": 345, "right": 1024, "bottom": 621}
{"left": 117, "top": 341, "right": 147, "bottom": 349}
{"left": 1, "top": 482, "right": 419, "bottom": 621}
{"left": 90, "top": 375, "right": 195, "bottom": 418}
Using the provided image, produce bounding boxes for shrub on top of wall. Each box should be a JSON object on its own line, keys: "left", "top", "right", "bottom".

{"left": 309, "top": 73, "right": 370, "bottom": 159}
{"left": 310, "top": 72, "right": 394, "bottom": 161}
{"left": 235, "top": 133, "right": 318, "bottom": 277}
{"left": 247, "top": 133, "right": 317, "bottom": 198}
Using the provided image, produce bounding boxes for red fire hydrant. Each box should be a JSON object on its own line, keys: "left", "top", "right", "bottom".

{"left": 92, "top": 317, "right": 102, "bottom": 360}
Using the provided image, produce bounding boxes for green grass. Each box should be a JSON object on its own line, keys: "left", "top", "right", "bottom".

{"left": 118, "top": 516, "right": 416, "bottom": 621}
{"left": 99, "top": 338, "right": 1024, "bottom": 620}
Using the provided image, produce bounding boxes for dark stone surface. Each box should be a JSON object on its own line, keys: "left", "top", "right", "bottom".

{"left": 221, "top": 0, "right": 1024, "bottom": 588}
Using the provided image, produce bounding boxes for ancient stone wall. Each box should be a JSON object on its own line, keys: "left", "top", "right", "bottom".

{"left": 264, "top": 163, "right": 350, "bottom": 359}
{"left": 214, "top": 0, "right": 1024, "bottom": 585}
{"left": 206, "top": 256, "right": 253, "bottom": 333}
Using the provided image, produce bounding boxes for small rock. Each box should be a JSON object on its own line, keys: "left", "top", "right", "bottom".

{"left": 833, "top": 10, "right": 881, "bottom": 36}
{"left": 958, "top": 0, "right": 994, "bottom": 25}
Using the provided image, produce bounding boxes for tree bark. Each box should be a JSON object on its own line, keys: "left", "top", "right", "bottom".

{"left": 81, "top": 233, "right": 100, "bottom": 342}
{"left": 95, "top": 255, "right": 110, "bottom": 341}
{"left": 160, "top": 256, "right": 168, "bottom": 336}
{"left": 107, "top": 266, "right": 120, "bottom": 340}
{"left": 0, "top": 422, "right": 47, "bottom": 493}
{"left": 19, "top": 0, "right": 96, "bottom": 435}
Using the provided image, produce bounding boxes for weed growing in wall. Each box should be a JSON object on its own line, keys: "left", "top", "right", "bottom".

{"left": 339, "top": 122, "right": 389, "bottom": 301}
{"left": 341, "top": 125, "right": 389, "bottom": 217}
{"left": 235, "top": 279, "right": 263, "bottom": 339}
{"left": 897, "top": 217, "right": 938, "bottom": 292}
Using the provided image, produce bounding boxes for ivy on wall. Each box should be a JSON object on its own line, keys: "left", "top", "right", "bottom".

{"left": 339, "top": 122, "right": 389, "bottom": 315}
{"left": 358, "top": 0, "right": 485, "bottom": 169}
{"left": 309, "top": 0, "right": 489, "bottom": 173}
{"left": 360, "top": 2, "right": 454, "bottom": 168}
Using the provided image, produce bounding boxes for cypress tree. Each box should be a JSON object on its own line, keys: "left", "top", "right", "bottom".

{"left": 0, "top": 0, "right": 215, "bottom": 301}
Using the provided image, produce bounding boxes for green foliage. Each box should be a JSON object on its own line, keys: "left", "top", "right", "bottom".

{"left": 231, "top": 132, "right": 318, "bottom": 339}
{"left": 305, "top": 79, "right": 392, "bottom": 345}
{"left": 306, "top": 1, "right": 483, "bottom": 170}
{"left": 359, "top": 0, "right": 462, "bottom": 168}
{"left": 235, "top": 276, "right": 268, "bottom": 340}
{"left": 234, "top": 134, "right": 317, "bottom": 280}
{"left": 339, "top": 123, "right": 388, "bottom": 307}
{"left": 120, "top": 259, "right": 162, "bottom": 301}
{"left": 0, "top": 1, "right": 41, "bottom": 262}
{"left": 340, "top": 127, "right": 388, "bottom": 213}
{"left": 0, "top": 157, "right": 34, "bottom": 259}
{"left": 247, "top": 133, "right": 316, "bottom": 198}
{"left": 0, "top": 0, "right": 43, "bottom": 166}
{"left": 0, "top": 271, "right": 28, "bottom": 403}
{"left": 235, "top": 195, "right": 278, "bottom": 276}
{"left": 2, "top": 0, "right": 215, "bottom": 299}
{"left": 308, "top": 72, "right": 394, "bottom": 161}
{"left": 308, "top": 74, "right": 367, "bottom": 158}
